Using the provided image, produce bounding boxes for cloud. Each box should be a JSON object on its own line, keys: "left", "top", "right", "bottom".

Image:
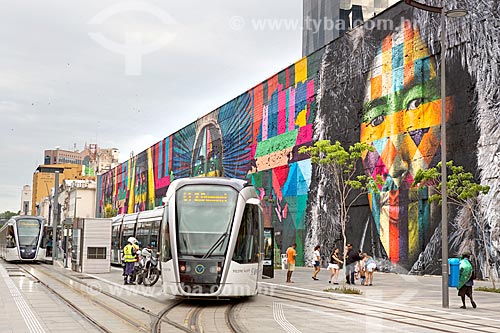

{"left": 0, "top": 0, "right": 302, "bottom": 212}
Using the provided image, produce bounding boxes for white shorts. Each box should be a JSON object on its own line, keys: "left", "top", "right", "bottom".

{"left": 367, "top": 263, "right": 377, "bottom": 272}
{"left": 328, "top": 263, "right": 339, "bottom": 270}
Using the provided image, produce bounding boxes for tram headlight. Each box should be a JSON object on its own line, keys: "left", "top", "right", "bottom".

{"left": 210, "top": 262, "right": 222, "bottom": 274}
{"left": 179, "top": 261, "right": 191, "bottom": 273}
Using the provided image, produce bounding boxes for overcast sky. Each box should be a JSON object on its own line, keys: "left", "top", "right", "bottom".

{"left": 0, "top": 0, "right": 303, "bottom": 213}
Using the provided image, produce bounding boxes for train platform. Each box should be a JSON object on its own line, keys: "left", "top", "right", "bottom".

{"left": 1, "top": 260, "right": 500, "bottom": 332}
{"left": 0, "top": 261, "right": 99, "bottom": 333}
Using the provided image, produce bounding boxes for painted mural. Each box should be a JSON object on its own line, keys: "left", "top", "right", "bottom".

{"left": 99, "top": 1, "right": 500, "bottom": 277}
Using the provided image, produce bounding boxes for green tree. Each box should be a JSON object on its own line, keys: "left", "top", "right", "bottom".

{"left": 299, "top": 140, "right": 381, "bottom": 276}
{"left": 104, "top": 206, "right": 118, "bottom": 218}
{"left": 0, "top": 211, "right": 19, "bottom": 220}
{"left": 412, "top": 160, "right": 494, "bottom": 288}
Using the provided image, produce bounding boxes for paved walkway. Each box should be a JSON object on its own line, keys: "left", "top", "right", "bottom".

{"left": 2, "top": 260, "right": 499, "bottom": 332}
{"left": 268, "top": 266, "right": 500, "bottom": 311}
{"left": 0, "top": 261, "right": 98, "bottom": 333}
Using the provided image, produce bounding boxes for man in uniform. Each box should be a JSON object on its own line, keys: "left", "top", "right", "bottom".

{"left": 123, "top": 237, "right": 138, "bottom": 285}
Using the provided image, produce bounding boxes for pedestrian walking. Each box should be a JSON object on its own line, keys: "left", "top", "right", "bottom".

{"left": 345, "top": 244, "right": 362, "bottom": 285}
{"left": 286, "top": 243, "right": 297, "bottom": 283}
{"left": 364, "top": 255, "right": 376, "bottom": 286}
{"left": 328, "top": 247, "right": 342, "bottom": 284}
{"left": 358, "top": 254, "right": 368, "bottom": 285}
{"left": 457, "top": 251, "right": 477, "bottom": 309}
{"left": 312, "top": 245, "right": 321, "bottom": 280}
{"left": 123, "top": 237, "right": 139, "bottom": 285}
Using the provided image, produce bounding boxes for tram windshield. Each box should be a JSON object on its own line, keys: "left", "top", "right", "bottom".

{"left": 176, "top": 184, "right": 237, "bottom": 256}
{"left": 16, "top": 219, "right": 41, "bottom": 247}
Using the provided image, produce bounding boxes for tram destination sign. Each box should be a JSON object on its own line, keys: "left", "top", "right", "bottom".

{"left": 182, "top": 191, "right": 229, "bottom": 204}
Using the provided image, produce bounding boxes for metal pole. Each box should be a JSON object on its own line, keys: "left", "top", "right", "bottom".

{"left": 440, "top": 9, "right": 449, "bottom": 308}
{"left": 52, "top": 171, "right": 59, "bottom": 264}
{"left": 65, "top": 224, "right": 70, "bottom": 268}
{"left": 96, "top": 174, "right": 101, "bottom": 218}
{"left": 73, "top": 188, "right": 78, "bottom": 218}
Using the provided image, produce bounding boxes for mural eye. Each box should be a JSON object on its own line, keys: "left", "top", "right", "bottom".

{"left": 370, "top": 115, "right": 385, "bottom": 127}
{"left": 406, "top": 98, "right": 424, "bottom": 111}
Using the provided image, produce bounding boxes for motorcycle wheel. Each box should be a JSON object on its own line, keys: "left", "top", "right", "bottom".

{"left": 136, "top": 273, "right": 144, "bottom": 285}
{"left": 143, "top": 268, "right": 160, "bottom": 286}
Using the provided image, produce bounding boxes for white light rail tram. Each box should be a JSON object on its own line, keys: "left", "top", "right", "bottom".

{"left": 111, "top": 208, "right": 162, "bottom": 265}
{"left": 161, "top": 177, "right": 264, "bottom": 298}
{"left": 0, "top": 216, "right": 46, "bottom": 262}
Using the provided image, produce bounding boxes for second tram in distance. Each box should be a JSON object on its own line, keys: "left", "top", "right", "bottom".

{"left": 160, "top": 177, "right": 264, "bottom": 298}
{"left": 0, "top": 216, "right": 46, "bottom": 262}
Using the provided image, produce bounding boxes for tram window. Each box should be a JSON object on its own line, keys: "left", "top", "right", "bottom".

{"left": 150, "top": 220, "right": 160, "bottom": 251}
{"left": 136, "top": 221, "right": 151, "bottom": 248}
{"left": 233, "top": 204, "right": 260, "bottom": 264}
{"left": 161, "top": 206, "right": 171, "bottom": 262}
{"left": 6, "top": 226, "right": 15, "bottom": 248}
{"left": 121, "top": 224, "right": 134, "bottom": 248}
{"left": 17, "top": 219, "right": 41, "bottom": 247}
{"left": 112, "top": 225, "right": 121, "bottom": 250}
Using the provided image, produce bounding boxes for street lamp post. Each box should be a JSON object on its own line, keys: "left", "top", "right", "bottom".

{"left": 404, "top": 0, "right": 467, "bottom": 309}
{"left": 52, "top": 171, "right": 59, "bottom": 265}
{"left": 69, "top": 189, "right": 81, "bottom": 269}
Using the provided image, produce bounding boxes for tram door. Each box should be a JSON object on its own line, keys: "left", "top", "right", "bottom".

{"left": 263, "top": 227, "right": 274, "bottom": 278}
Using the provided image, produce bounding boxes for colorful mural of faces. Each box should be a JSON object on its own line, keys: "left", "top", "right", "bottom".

{"left": 360, "top": 20, "right": 449, "bottom": 265}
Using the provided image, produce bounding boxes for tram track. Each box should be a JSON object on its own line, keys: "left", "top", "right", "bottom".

{"left": 9, "top": 264, "right": 248, "bottom": 333}
{"left": 154, "top": 299, "right": 244, "bottom": 333}
{"left": 259, "top": 286, "right": 500, "bottom": 333}
{"left": 17, "top": 264, "right": 191, "bottom": 333}
{"left": 20, "top": 263, "right": 244, "bottom": 333}
{"left": 20, "top": 264, "right": 151, "bottom": 332}
{"left": 259, "top": 283, "right": 500, "bottom": 333}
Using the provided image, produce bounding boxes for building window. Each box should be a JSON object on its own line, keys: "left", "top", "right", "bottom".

{"left": 87, "top": 247, "right": 107, "bottom": 259}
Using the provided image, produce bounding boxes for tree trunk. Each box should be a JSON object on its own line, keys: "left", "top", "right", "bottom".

{"left": 480, "top": 216, "right": 496, "bottom": 289}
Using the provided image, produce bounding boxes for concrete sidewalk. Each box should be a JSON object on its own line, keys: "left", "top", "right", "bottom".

{"left": 266, "top": 266, "right": 500, "bottom": 312}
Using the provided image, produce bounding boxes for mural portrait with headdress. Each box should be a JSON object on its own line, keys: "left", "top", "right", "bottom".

{"left": 311, "top": 0, "right": 500, "bottom": 277}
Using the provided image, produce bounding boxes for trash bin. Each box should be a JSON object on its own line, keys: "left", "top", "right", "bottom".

{"left": 448, "top": 258, "right": 460, "bottom": 287}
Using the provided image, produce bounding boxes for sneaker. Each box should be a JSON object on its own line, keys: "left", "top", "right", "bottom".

{"left": 460, "top": 305, "right": 466, "bottom": 309}
{"left": 333, "top": 282, "right": 339, "bottom": 285}
{"left": 472, "top": 301, "right": 477, "bottom": 309}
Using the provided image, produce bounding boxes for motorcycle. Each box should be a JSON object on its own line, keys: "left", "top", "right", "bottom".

{"left": 123, "top": 247, "right": 160, "bottom": 286}
{"left": 141, "top": 249, "right": 161, "bottom": 286}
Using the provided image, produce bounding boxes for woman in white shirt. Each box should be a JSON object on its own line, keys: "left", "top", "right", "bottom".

{"left": 312, "top": 245, "right": 321, "bottom": 280}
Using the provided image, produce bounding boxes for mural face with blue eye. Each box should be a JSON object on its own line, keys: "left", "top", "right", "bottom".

{"left": 360, "top": 20, "right": 451, "bottom": 266}
{"left": 191, "top": 123, "right": 224, "bottom": 177}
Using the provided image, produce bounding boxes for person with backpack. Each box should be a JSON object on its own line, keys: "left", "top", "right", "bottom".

{"left": 457, "top": 251, "right": 477, "bottom": 309}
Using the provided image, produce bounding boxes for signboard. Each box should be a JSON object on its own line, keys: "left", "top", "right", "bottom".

{"left": 182, "top": 191, "right": 228, "bottom": 203}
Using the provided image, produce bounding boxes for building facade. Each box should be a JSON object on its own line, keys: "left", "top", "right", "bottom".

{"left": 98, "top": 1, "right": 500, "bottom": 277}
{"left": 44, "top": 144, "right": 119, "bottom": 176}
{"left": 20, "top": 185, "right": 31, "bottom": 215}
{"left": 31, "top": 164, "right": 84, "bottom": 215}
{"left": 302, "top": 0, "right": 399, "bottom": 56}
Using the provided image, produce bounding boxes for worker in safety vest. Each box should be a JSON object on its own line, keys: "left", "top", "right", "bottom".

{"left": 123, "top": 237, "right": 138, "bottom": 285}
